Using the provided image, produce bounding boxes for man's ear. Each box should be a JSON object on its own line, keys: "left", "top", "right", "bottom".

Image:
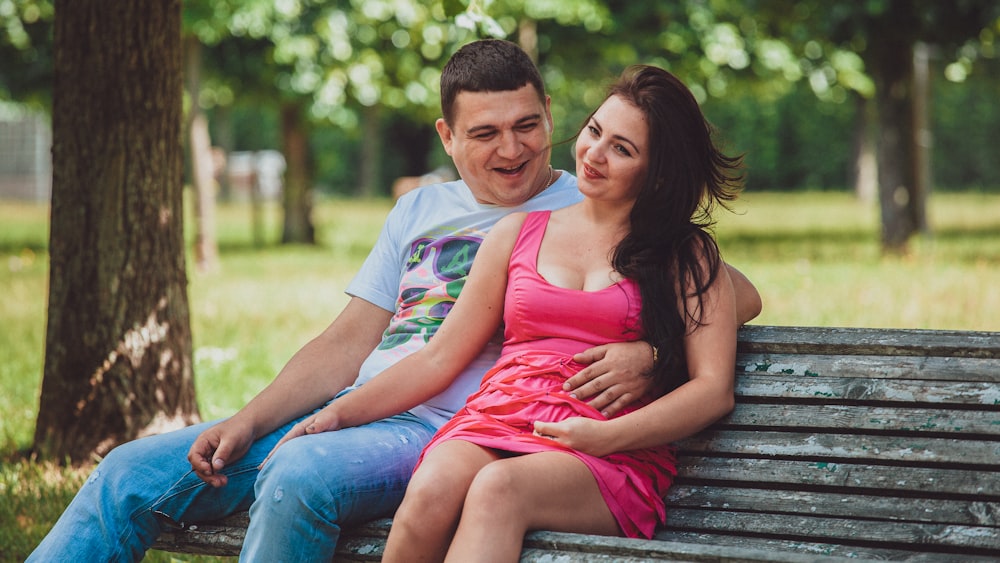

{"left": 435, "top": 118, "right": 454, "bottom": 156}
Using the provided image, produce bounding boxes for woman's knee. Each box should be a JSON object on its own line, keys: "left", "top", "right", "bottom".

{"left": 398, "top": 466, "right": 455, "bottom": 518}
{"left": 464, "top": 462, "right": 523, "bottom": 514}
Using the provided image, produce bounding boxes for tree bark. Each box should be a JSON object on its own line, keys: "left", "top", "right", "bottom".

{"left": 280, "top": 102, "right": 315, "bottom": 244}
{"left": 35, "top": 0, "right": 198, "bottom": 463}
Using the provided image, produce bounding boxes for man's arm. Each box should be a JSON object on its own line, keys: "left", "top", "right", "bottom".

{"left": 188, "top": 297, "right": 391, "bottom": 487}
{"left": 565, "top": 263, "right": 760, "bottom": 417}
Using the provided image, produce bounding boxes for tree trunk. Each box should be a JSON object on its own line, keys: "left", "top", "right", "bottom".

{"left": 519, "top": 19, "right": 538, "bottom": 62}
{"left": 185, "top": 35, "right": 219, "bottom": 273}
{"left": 867, "top": 4, "right": 925, "bottom": 254}
{"left": 850, "top": 93, "right": 878, "bottom": 204}
{"left": 357, "top": 104, "right": 381, "bottom": 197}
{"left": 214, "top": 106, "right": 234, "bottom": 202}
{"left": 912, "top": 41, "right": 932, "bottom": 233}
{"left": 280, "top": 102, "right": 315, "bottom": 244}
{"left": 35, "top": 0, "right": 198, "bottom": 463}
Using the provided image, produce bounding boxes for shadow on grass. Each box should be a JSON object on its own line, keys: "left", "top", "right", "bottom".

{"left": 0, "top": 240, "right": 48, "bottom": 254}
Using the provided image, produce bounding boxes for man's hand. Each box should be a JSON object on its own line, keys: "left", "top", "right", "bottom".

{"left": 565, "top": 340, "right": 656, "bottom": 417}
{"left": 187, "top": 418, "right": 256, "bottom": 488}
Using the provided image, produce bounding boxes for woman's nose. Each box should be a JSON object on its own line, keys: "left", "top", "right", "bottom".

{"left": 585, "top": 141, "right": 607, "bottom": 163}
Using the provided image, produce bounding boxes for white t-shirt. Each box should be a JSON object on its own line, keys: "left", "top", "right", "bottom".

{"left": 346, "top": 172, "right": 582, "bottom": 428}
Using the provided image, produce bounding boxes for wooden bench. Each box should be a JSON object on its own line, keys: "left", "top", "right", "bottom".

{"left": 154, "top": 325, "right": 1000, "bottom": 561}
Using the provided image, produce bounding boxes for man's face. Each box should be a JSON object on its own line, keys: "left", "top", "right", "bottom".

{"left": 436, "top": 85, "right": 554, "bottom": 206}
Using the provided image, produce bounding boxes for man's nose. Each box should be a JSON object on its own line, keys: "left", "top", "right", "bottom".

{"left": 496, "top": 131, "right": 522, "bottom": 159}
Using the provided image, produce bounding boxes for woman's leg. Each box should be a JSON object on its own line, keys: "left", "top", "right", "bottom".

{"left": 445, "top": 451, "right": 619, "bottom": 563}
{"left": 383, "top": 440, "right": 499, "bottom": 563}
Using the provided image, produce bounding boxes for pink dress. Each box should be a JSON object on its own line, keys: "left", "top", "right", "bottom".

{"left": 418, "top": 210, "right": 677, "bottom": 539}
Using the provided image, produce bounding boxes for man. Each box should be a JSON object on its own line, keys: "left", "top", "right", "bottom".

{"left": 30, "top": 39, "right": 760, "bottom": 562}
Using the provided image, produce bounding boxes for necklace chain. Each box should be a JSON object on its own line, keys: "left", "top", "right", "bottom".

{"left": 545, "top": 166, "right": 554, "bottom": 188}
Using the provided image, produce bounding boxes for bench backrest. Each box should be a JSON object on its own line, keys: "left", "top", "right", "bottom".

{"left": 661, "top": 325, "right": 1000, "bottom": 560}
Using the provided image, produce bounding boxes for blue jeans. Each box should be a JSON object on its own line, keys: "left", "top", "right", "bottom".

{"left": 27, "top": 407, "right": 437, "bottom": 563}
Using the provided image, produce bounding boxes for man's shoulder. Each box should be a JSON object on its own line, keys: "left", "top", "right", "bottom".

{"left": 396, "top": 178, "right": 471, "bottom": 208}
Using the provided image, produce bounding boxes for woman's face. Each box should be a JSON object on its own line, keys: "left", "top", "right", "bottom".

{"left": 574, "top": 94, "right": 649, "bottom": 205}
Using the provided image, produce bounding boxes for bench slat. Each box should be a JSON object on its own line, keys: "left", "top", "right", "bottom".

{"left": 679, "top": 430, "right": 1000, "bottom": 466}
{"left": 665, "top": 508, "right": 1000, "bottom": 551}
{"left": 720, "top": 403, "right": 1000, "bottom": 435}
{"left": 738, "top": 352, "right": 1000, "bottom": 382}
{"left": 737, "top": 326, "right": 1000, "bottom": 358}
{"left": 522, "top": 530, "right": 861, "bottom": 563}
{"left": 675, "top": 457, "right": 997, "bottom": 497}
{"left": 653, "top": 530, "right": 1000, "bottom": 562}
{"left": 734, "top": 374, "right": 1000, "bottom": 405}
{"left": 331, "top": 521, "right": 866, "bottom": 563}
{"left": 665, "top": 485, "right": 1000, "bottom": 526}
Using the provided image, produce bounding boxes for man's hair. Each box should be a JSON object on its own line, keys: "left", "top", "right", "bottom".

{"left": 439, "top": 39, "right": 546, "bottom": 126}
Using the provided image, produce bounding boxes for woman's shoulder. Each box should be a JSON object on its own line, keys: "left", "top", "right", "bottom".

{"left": 491, "top": 210, "right": 532, "bottom": 236}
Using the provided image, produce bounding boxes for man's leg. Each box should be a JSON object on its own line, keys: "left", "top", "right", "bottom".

{"left": 240, "top": 411, "right": 437, "bottom": 562}
{"left": 26, "top": 418, "right": 286, "bottom": 563}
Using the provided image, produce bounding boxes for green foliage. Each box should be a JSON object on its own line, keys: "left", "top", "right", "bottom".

{"left": 0, "top": 0, "right": 53, "bottom": 106}
{"left": 704, "top": 83, "right": 856, "bottom": 191}
{"left": 932, "top": 56, "right": 1000, "bottom": 190}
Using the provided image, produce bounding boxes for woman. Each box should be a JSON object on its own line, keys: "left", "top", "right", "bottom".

{"left": 370, "top": 65, "right": 745, "bottom": 562}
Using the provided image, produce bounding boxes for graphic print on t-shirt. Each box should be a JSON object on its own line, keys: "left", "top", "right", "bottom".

{"left": 377, "top": 232, "right": 483, "bottom": 351}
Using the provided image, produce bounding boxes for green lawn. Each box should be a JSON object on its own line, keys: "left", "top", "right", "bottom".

{"left": 1, "top": 191, "right": 998, "bottom": 561}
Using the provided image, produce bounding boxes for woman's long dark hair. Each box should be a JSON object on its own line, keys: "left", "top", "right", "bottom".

{"left": 600, "top": 65, "right": 744, "bottom": 393}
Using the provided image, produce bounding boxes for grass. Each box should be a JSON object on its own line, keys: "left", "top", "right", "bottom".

{"left": 716, "top": 191, "right": 1000, "bottom": 329}
{"left": 1, "top": 190, "right": 998, "bottom": 561}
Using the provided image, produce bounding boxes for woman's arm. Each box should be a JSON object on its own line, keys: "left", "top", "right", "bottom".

{"left": 727, "top": 263, "right": 762, "bottom": 325}
{"left": 267, "top": 213, "right": 528, "bottom": 453}
{"left": 535, "top": 250, "right": 738, "bottom": 456}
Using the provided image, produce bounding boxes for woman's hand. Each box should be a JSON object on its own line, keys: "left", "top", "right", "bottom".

{"left": 532, "top": 417, "right": 615, "bottom": 457}
{"left": 259, "top": 403, "right": 343, "bottom": 468}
